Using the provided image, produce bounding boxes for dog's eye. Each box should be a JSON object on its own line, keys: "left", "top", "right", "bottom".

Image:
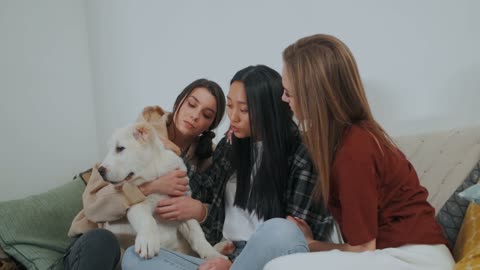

{"left": 116, "top": 146, "right": 125, "bottom": 153}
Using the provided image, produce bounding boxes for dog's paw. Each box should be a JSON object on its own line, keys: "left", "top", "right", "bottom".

{"left": 213, "top": 240, "right": 236, "bottom": 256}
{"left": 198, "top": 245, "right": 229, "bottom": 260}
{"left": 134, "top": 227, "right": 161, "bottom": 259}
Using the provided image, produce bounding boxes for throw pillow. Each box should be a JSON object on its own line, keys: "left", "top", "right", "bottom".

{"left": 453, "top": 203, "right": 480, "bottom": 268}
{"left": 458, "top": 183, "right": 480, "bottom": 204}
{"left": 0, "top": 176, "right": 85, "bottom": 270}
{"left": 436, "top": 161, "right": 480, "bottom": 247}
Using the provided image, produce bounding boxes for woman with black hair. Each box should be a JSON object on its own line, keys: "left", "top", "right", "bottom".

{"left": 122, "top": 65, "right": 332, "bottom": 270}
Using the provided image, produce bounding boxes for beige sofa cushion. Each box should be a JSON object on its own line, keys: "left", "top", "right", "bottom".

{"left": 394, "top": 126, "right": 480, "bottom": 212}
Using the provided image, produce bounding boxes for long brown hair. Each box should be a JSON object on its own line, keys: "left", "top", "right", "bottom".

{"left": 172, "top": 79, "right": 226, "bottom": 159}
{"left": 283, "top": 34, "right": 395, "bottom": 205}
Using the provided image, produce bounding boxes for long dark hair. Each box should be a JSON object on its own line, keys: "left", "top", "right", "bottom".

{"left": 231, "top": 65, "right": 298, "bottom": 220}
{"left": 173, "top": 79, "right": 226, "bottom": 159}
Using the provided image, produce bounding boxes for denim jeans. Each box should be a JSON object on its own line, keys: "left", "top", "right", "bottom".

{"left": 63, "top": 228, "right": 121, "bottom": 270}
{"left": 122, "top": 218, "right": 308, "bottom": 270}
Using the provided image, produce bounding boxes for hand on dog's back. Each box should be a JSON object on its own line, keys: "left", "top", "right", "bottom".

{"left": 140, "top": 169, "right": 189, "bottom": 197}
{"left": 155, "top": 196, "right": 205, "bottom": 222}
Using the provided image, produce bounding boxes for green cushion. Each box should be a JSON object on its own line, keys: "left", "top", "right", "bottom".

{"left": 0, "top": 177, "right": 85, "bottom": 270}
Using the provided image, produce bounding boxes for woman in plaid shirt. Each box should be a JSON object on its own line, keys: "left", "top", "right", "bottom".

{"left": 122, "top": 65, "right": 333, "bottom": 270}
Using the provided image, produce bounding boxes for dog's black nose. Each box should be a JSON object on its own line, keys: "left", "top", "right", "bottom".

{"left": 98, "top": 166, "right": 107, "bottom": 179}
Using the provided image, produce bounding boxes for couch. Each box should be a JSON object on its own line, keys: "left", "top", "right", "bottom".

{"left": 1, "top": 126, "right": 480, "bottom": 270}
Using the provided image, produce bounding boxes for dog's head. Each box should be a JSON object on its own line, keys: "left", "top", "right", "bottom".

{"left": 98, "top": 122, "right": 163, "bottom": 186}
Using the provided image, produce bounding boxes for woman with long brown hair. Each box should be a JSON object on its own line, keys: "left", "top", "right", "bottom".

{"left": 64, "top": 78, "right": 226, "bottom": 270}
{"left": 265, "top": 34, "right": 454, "bottom": 269}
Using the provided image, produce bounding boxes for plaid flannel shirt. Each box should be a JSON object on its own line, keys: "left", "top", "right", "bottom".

{"left": 189, "top": 136, "right": 333, "bottom": 246}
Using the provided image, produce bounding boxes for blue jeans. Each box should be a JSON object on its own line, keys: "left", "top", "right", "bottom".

{"left": 122, "top": 218, "right": 308, "bottom": 270}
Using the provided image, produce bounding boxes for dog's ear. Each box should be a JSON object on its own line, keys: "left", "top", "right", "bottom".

{"left": 133, "top": 123, "right": 153, "bottom": 144}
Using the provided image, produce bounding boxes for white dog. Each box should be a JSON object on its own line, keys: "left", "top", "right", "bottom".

{"left": 98, "top": 122, "right": 225, "bottom": 260}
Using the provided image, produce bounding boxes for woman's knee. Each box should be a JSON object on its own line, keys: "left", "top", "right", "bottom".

{"left": 252, "top": 218, "right": 307, "bottom": 249}
{"left": 260, "top": 218, "right": 305, "bottom": 240}
{"left": 64, "top": 229, "right": 121, "bottom": 270}
{"left": 82, "top": 229, "right": 120, "bottom": 253}
{"left": 122, "top": 246, "right": 139, "bottom": 269}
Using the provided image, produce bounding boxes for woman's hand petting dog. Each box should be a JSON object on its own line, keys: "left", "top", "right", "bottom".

{"left": 139, "top": 169, "right": 189, "bottom": 197}
{"left": 155, "top": 196, "right": 205, "bottom": 222}
{"left": 198, "top": 257, "right": 232, "bottom": 270}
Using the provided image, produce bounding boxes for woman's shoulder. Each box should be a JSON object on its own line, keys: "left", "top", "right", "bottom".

{"left": 344, "top": 124, "right": 375, "bottom": 144}
{"left": 213, "top": 136, "right": 232, "bottom": 155}
{"left": 335, "top": 123, "right": 384, "bottom": 163}
{"left": 289, "top": 135, "right": 307, "bottom": 155}
{"left": 187, "top": 138, "right": 219, "bottom": 173}
{"left": 287, "top": 134, "right": 314, "bottom": 168}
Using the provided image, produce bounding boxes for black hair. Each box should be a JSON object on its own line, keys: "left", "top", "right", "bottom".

{"left": 230, "top": 65, "right": 298, "bottom": 220}
{"left": 173, "top": 79, "right": 226, "bottom": 159}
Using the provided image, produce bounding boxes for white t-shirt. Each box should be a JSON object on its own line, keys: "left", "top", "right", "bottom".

{"left": 222, "top": 142, "right": 264, "bottom": 242}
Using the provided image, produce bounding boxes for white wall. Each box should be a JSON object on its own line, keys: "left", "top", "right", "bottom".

{"left": 0, "top": 0, "right": 98, "bottom": 201}
{"left": 1, "top": 0, "right": 479, "bottom": 199}
{"left": 86, "top": 0, "right": 480, "bottom": 156}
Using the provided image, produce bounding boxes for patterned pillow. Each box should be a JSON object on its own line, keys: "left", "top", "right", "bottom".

{"left": 453, "top": 203, "right": 480, "bottom": 268}
{"left": 436, "top": 161, "right": 480, "bottom": 247}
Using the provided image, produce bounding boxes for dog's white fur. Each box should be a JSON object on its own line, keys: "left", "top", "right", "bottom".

{"left": 99, "top": 122, "right": 224, "bottom": 260}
